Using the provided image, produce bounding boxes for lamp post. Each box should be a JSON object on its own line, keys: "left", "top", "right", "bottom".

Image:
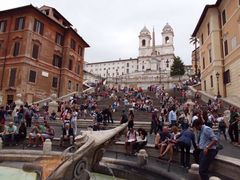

{"left": 115, "top": 69, "right": 118, "bottom": 84}
{"left": 216, "top": 72, "right": 221, "bottom": 98}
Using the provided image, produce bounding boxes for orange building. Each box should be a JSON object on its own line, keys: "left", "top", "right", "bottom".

{"left": 0, "top": 5, "right": 89, "bottom": 104}
{"left": 192, "top": 0, "right": 240, "bottom": 98}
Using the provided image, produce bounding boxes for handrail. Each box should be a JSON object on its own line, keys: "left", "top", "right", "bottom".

{"left": 32, "top": 86, "right": 95, "bottom": 106}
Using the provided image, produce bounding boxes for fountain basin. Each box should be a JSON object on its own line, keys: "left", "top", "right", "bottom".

{"left": 0, "top": 166, "right": 37, "bottom": 180}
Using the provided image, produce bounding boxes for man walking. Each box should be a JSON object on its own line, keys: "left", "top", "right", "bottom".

{"left": 168, "top": 106, "right": 177, "bottom": 126}
{"left": 193, "top": 119, "right": 218, "bottom": 180}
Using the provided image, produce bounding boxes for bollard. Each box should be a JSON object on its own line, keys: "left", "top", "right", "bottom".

{"left": 137, "top": 149, "right": 148, "bottom": 166}
{"left": 188, "top": 164, "right": 201, "bottom": 180}
{"left": 43, "top": 139, "right": 52, "bottom": 154}
{"left": 0, "top": 137, "right": 2, "bottom": 149}
{"left": 209, "top": 177, "right": 221, "bottom": 180}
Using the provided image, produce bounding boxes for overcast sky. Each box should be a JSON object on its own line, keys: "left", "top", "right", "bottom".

{"left": 0, "top": 0, "right": 217, "bottom": 64}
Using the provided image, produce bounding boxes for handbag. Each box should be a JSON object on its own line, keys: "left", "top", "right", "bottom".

{"left": 216, "top": 143, "right": 224, "bottom": 151}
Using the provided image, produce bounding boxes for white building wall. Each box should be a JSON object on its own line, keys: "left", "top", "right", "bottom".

{"left": 85, "top": 23, "right": 175, "bottom": 79}
{"left": 85, "top": 59, "right": 138, "bottom": 78}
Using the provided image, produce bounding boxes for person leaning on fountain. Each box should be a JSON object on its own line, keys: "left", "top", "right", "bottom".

{"left": 60, "top": 123, "right": 74, "bottom": 147}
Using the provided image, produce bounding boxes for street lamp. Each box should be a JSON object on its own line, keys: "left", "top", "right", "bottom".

{"left": 115, "top": 69, "right": 118, "bottom": 84}
{"left": 216, "top": 72, "right": 221, "bottom": 98}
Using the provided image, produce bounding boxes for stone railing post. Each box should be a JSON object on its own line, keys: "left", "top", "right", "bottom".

{"left": 43, "top": 139, "right": 52, "bottom": 154}
{"left": 137, "top": 149, "right": 148, "bottom": 166}
{"left": 188, "top": 164, "right": 200, "bottom": 180}
{"left": 209, "top": 177, "right": 221, "bottom": 180}
{"left": 48, "top": 94, "right": 58, "bottom": 115}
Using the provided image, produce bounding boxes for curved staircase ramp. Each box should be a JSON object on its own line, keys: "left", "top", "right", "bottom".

{"left": 44, "top": 123, "right": 127, "bottom": 180}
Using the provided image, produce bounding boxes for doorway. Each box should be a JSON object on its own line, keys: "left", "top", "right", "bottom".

{"left": 7, "top": 95, "right": 14, "bottom": 105}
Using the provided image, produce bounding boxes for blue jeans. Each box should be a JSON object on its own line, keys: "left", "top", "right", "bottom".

{"left": 170, "top": 120, "right": 177, "bottom": 127}
{"left": 199, "top": 149, "right": 217, "bottom": 180}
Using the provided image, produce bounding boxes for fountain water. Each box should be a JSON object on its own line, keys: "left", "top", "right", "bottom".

{"left": 103, "top": 162, "right": 117, "bottom": 180}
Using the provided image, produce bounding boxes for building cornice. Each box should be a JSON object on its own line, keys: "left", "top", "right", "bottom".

{"left": 0, "top": 4, "right": 89, "bottom": 47}
{"left": 86, "top": 58, "right": 138, "bottom": 65}
{"left": 192, "top": 0, "right": 222, "bottom": 36}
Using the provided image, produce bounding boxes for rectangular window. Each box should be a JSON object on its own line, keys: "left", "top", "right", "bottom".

{"left": 223, "top": 70, "right": 230, "bottom": 84}
{"left": 127, "top": 69, "right": 129, "bottom": 74}
{"left": 204, "top": 80, "right": 206, "bottom": 91}
{"left": 32, "top": 44, "right": 39, "bottom": 59}
{"left": 52, "top": 77, "right": 58, "bottom": 88}
{"left": 0, "top": 20, "right": 7, "bottom": 32}
{"left": 207, "top": 23, "right": 210, "bottom": 35}
{"left": 52, "top": 55, "right": 62, "bottom": 68}
{"left": 33, "top": 19, "right": 44, "bottom": 35}
{"left": 127, "top": 63, "right": 129, "bottom": 67}
{"left": 77, "top": 64, "right": 80, "bottom": 74}
{"left": 224, "top": 40, "right": 228, "bottom": 56}
{"left": 209, "top": 48, "right": 212, "bottom": 63}
{"left": 202, "top": 57, "right": 205, "bottom": 69}
{"left": 13, "top": 42, "right": 20, "bottom": 56}
{"left": 231, "top": 36, "right": 237, "bottom": 50}
{"left": 76, "top": 83, "right": 79, "bottom": 91}
{"left": 222, "top": 10, "right": 226, "bottom": 25}
{"left": 68, "top": 80, "right": 71, "bottom": 90}
{"left": 9, "top": 68, "right": 17, "bottom": 87}
{"left": 70, "top": 39, "right": 76, "bottom": 50}
{"left": 210, "top": 75, "right": 213, "bottom": 87}
{"left": 201, "top": 33, "right": 204, "bottom": 45}
{"left": 15, "top": 17, "right": 25, "bottom": 30}
{"left": 29, "top": 70, "right": 36, "bottom": 83}
{"left": 68, "top": 59, "right": 73, "bottom": 70}
{"left": 78, "top": 46, "right": 82, "bottom": 56}
{"left": 55, "top": 33, "right": 63, "bottom": 46}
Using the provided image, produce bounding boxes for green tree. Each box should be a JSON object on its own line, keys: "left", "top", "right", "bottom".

{"left": 170, "top": 56, "right": 185, "bottom": 78}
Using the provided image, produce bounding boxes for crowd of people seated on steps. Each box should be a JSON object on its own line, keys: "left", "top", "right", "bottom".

{"left": 120, "top": 82, "right": 240, "bottom": 178}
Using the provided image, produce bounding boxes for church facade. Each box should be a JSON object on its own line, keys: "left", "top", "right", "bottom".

{"left": 85, "top": 23, "right": 175, "bottom": 87}
{"left": 138, "top": 23, "right": 174, "bottom": 74}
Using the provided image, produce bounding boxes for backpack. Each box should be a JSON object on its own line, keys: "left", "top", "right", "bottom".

{"left": 219, "top": 120, "right": 226, "bottom": 127}
{"left": 121, "top": 114, "right": 128, "bottom": 124}
{"left": 25, "top": 111, "right": 30, "bottom": 119}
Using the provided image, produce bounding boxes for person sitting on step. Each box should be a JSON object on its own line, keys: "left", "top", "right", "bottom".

{"left": 60, "top": 123, "right": 74, "bottom": 147}
{"left": 125, "top": 127, "right": 137, "bottom": 155}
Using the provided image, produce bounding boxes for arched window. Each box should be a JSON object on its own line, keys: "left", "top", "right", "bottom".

{"left": 166, "top": 59, "right": 169, "bottom": 68}
{"left": 142, "top": 39, "right": 146, "bottom": 46}
{"left": 165, "top": 36, "right": 170, "bottom": 44}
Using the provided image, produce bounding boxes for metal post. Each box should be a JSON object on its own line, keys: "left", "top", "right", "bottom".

{"left": 216, "top": 72, "right": 221, "bottom": 98}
